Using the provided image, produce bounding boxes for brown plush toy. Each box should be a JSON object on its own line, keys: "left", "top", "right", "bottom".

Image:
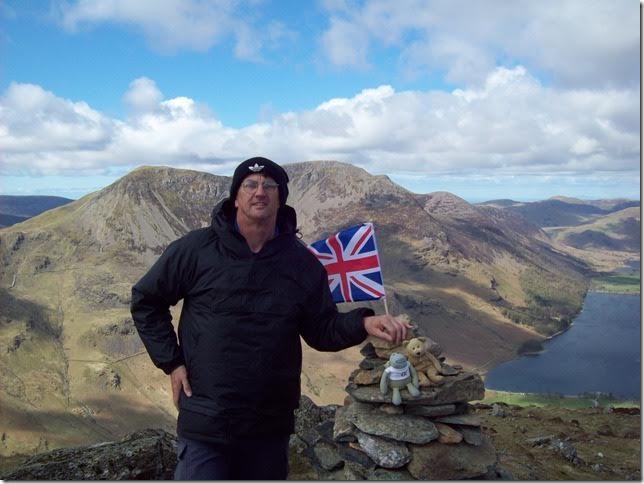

{"left": 403, "top": 337, "right": 444, "bottom": 385}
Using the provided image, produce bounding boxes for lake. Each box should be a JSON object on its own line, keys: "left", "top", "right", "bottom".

{"left": 485, "top": 292, "right": 641, "bottom": 399}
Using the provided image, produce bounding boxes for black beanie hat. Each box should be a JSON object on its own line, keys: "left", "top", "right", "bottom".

{"left": 230, "top": 157, "right": 290, "bottom": 206}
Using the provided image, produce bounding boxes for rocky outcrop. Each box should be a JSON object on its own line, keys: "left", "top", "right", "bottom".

{"left": 2, "top": 429, "right": 177, "bottom": 480}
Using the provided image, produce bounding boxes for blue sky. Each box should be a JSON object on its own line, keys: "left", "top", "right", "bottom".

{"left": 0, "top": 0, "right": 640, "bottom": 202}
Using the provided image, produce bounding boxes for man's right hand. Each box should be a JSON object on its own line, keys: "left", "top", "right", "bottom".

{"left": 170, "top": 365, "right": 192, "bottom": 410}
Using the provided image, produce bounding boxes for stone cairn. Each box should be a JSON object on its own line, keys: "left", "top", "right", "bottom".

{"left": 292, "top": 315, "right": 500, "bottom": 480}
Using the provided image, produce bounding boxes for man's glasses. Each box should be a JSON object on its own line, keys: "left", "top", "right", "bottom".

{"left": 241, "top": 180, "right": 279, "bottom": 193}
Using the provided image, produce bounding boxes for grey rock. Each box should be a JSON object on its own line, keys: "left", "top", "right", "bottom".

{"left": 491, "top": 402, "right": 511, "bottom": 417}
{"left": 435, "top": 413, "right": 481, "bottom": 427}
{"left": 439, "top": 364, "right": 460, "bottom": 376}
{"left": 406, "top": 403, "right": 457, "bottom": 418}
{"left": 299, "top": 427, "right": 321, "bottom": 446}
{"left": 313, "top": 442, "right": 344, "bottom": 471}
{"left": 337, "top": 442, "right": 377, "bottom": 469}
{"left": 378, "top": 404, "right": 404, "bottom": 415}
{"left": 343, "top": 400, "right": 375, "bottom": 419}
{"left": 360, "top": 342, "right": 378, "bottom": 358}
{"left": 349, "top": 405, "right": 439, "bottom": 444}
{"left": 367, "top": 467, "right": 414, "bottom": 480}
{"left": 347, "top": 371, "right": 484, "bottom": 405}
{"left": 3, "top": 429, "right": 176, "bottom": 480}
{"left": 333, "top": 405, "right": 356, "bottom": 442}
{"left": 355, "top": 431, "right": 411, "bottom": 469}
{"left": 289, "top": 434, "right": 308, "bottom": 454}
{"left": 343, "top": 461, "right": 369, "bottom": 480}
{"left": 353, "top": 367, "right": 382, "bottom": 385}
{"left": 458, "top": 426, "right": 484, "bottom": 446}
{"left": 359, "top": 357, "right": 386, "bottom": 370}
{"left": 295, "top": 395, "right": 322, "bottom": 435}
{"left": 407, "top": 436, "right": 497, "bottom": 480}
{"left": 526, "top": 434, "right": 555, "bottom": 447}
{"left": 320, "top": 404, "right": 339, "bottom": 423}
{"left": 435, "top": 422, "right": 463, "bottom": 444}
{"left": 315, "top": 420, "right": 335, "bottom": 441}
{"left": 550, "top": 439, "right": 580, "bottom": 464}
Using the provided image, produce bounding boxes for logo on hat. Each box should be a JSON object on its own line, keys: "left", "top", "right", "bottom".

{"left": 248, "top": 162, "right": 264, "bottom": 172}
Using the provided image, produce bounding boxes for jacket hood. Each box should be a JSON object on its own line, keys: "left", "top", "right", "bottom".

{"left": 210, "top": 198, "right": 298, "bottom": 236}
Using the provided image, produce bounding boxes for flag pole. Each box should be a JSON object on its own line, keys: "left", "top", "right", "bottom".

{"left": 369, "top": 221, "right": 389, "bottom": 316}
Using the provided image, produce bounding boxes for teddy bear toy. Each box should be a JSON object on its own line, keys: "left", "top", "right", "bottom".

{"left": 404, "top": 337, "right": 445, "bottom": 385}
{"left": 379, "top": 352, "right": 421, "bottom": 405}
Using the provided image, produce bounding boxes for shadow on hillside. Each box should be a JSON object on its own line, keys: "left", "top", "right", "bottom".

{"left": 368, "top": 233, "right": 539, "bottom": 370}
{"left": 0, "top": 288, "right": 61, "bottom": 339}
{"left": 1, "top": 391, "right": 176, "bottom": 453}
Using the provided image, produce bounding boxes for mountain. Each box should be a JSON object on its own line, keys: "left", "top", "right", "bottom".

{"left": 0, "top": 213, "right": 29, "bottom": 228}
{"left": 478, "top": 196, "right": 640, "bottom": 228}
{"left": 0, "top": 162, "right": 589, "bottom": 456}
{"left": 547, "top": 207, "right": 640, "bottom": 252}
{"left": 0, "top": 196, "right": 74, "bottom": 228}
{"left": 0, "top": 195, "right": 73, "bottom": 217}
{"left": 549, "top": 196, "right": 640, "bottom": 212}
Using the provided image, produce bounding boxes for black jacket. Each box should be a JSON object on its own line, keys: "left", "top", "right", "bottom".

{"left": 131, "top": 199, "right": 372, "bottom": 441}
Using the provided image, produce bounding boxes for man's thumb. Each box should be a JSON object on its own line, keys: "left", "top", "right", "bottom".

{"left": 183, "top": 378, "right": 193, "bottom": 397}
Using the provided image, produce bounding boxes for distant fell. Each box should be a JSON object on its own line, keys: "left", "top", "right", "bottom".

{"left": 479, "top": 197, "right": 639, "bottom": 228}
{"left": 0, "top": 213, "right": 28, "bottom": 228}
{"left": 0, "top": 195, "right": 74, "bottom": 228}
{"left": 549, "top": 196, "right": 640, "bottom": 212}
{"left": 0, "top": 195, "right": 73, "bottom": 218}
{"left": 548, "top": 206, "right": 640, "bottom": 252}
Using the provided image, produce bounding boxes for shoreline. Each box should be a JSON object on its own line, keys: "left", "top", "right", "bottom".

{"left": 484, "top": 291, "right": 639, "bottom": 398}
{"left": 545, "top": 322, "right": 574, "bottom": 340}
{"left": 589, "top": 288, "right": 640, "bottom": 295}
{"left": 481, "top": 389, "right": 641, "bottom": 407}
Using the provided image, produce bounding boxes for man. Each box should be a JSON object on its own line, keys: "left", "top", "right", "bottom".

{"left": 131, "top": 156, "right": 411, "bottom": 480}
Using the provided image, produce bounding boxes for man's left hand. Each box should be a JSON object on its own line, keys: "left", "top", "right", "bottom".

{"left": 363, "top": 315, "right": 413, "bottom": 345}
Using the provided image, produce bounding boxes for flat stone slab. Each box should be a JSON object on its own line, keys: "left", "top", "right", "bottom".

{"left": 406, "top": 403, "right": 457, "bottom": 418}
{"left": 353, "top": 367, "right": 382, "bottom": 385}
{"left": 346, "top": 371, "right": 484, "bottom": 406}
{"left": 435, "top": 413, "right": 482, "bottom": 427}
{"left": 333, "top": 405, "right": 356, "bottom": 442}
{"left": 378, "top": 404, "right": 404, "bottom": 415}
{"left": 359, "top": 357, "right": 385, "bottom": 370}
{"left": 439, "top": 364, "right": 460, "bottom": 376}
{"left": 313, "top": 442, "right": 344, "bottom": 471}
{"left": 355, "top": 431, "right": 411, "bottom": 469}
{"left": 349, "top": 409, "right": 439, "bottom": 445}
{"left": 407, "top": 437, "right": 497, "bottom": 480}
{"left": 436, "top": 422, "right": 463, "bottom": 444}
{"left": 458, "top": 426, "right": 484, "bottom": 446}
{"left": 368, "top": 467, "right": 414, "bottom": 480}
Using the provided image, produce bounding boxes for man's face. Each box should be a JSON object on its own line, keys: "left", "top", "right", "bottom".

{"left": 234, "top": 173, "right": 280, "bottom": 223}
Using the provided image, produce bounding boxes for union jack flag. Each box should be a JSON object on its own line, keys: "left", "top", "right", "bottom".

{"left": 308, "top": 223, "right": 385, "bottom": 303}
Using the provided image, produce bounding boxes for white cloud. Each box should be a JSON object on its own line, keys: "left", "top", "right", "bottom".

{"left": 56, "top": 0, "right": 289, "bottom": 60}
{"left": 123, "top": 77, "right": 164, "bottom": 113}
{"left": 0, "top": 83, "right": 116, "bottom": 174}
{"left": 319, "top": 0, "right": 638, "bottom": 89}
{"left": 0, "top": 68, "right": 639, "bottom": 185}
{"left": 320, "top": 18, "right": 371, "bottom": 68}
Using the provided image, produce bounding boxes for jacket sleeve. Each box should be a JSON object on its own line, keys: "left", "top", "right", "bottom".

{"left": 299, "top": 258, "right": 373, "bottom": 352}
{"left": 130, "top": 238, "right": 194, "bottom": 374}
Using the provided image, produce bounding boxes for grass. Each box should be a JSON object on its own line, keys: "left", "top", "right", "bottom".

{"left": 592, "top": 274, "right": 640, "bottom": 294}
{"left": 481, "top": 389, "right": 640, "bottom": 409}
